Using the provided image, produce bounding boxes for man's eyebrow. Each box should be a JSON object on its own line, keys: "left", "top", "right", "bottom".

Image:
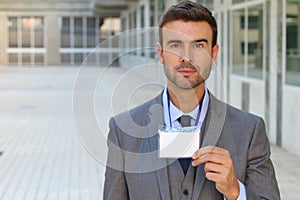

{"left": 166, "top": 39, "right": 208, "bottom": 44}
{"left": 192, "top": 39, "right": 208, "bottom": 43}
{"left": 166, "top": 40, "right": 182, "bottom": 44}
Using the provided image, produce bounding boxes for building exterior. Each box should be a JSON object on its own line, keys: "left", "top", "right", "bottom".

{"left": 118, "top": 0, "right": 300, "bottom": 156}
{"left": 0, "top": 0, "right": 299, "bottom": 155}
{"left": 0, "top": 0, "right": 125, "bottom": 66}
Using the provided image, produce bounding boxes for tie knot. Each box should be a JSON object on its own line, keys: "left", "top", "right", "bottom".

{"left": 179, "top": 115, "right": 191, "bottom": 127}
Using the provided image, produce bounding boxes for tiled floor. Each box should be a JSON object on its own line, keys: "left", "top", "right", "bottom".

{"left": 0, "top": 67, "right": 299, "bottom": 199}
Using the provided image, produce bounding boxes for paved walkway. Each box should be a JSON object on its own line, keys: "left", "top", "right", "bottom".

{"left": 0, "top": 66, "right": 299, "bottom": 200}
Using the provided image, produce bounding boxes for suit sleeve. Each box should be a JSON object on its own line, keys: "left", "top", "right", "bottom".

{"left": 103, "top": 117, "right": 129, "bottom": 200}
{"left": 245, "top": 117, "right": 280, "bottom": 199}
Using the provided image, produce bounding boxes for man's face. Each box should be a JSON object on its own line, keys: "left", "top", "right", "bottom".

{"left": 157, "top": 20, "right": 219, "bottom": 90}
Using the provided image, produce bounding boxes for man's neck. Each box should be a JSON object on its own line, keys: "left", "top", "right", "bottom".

{"left": 167, "top": 83, "right": 205, "bottom": 113}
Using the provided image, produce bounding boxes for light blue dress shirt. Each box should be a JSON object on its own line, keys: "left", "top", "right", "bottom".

{"left": 162, "top": 86, "right": 246, "bottom": 200}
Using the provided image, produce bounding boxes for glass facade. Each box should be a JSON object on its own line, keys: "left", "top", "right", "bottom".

{"left": 197, "top": 0, "right": 214, "bottom": 11}
{"left": 60, "top": 16, "right": 117, "bottom": 65}
{"left": 231, "top": 4, "right": 264, "bottom": 79}
{"left": 286, "top": 0, "right": 300, "bottom": 86}
{"left": 232, "top": 9, "right": 245, "bottom": 76}
{"left": 233, "top": 0, "right": 245, "bottom": 3}
{"left": 8, "top": 16, "right": 45, "bottom": 65}
{"left": 158, "top": 0, "right": 165, "bottom": 23}
{"left": 150, "top": 0, "right": 155, "bottom": 27}
{"left": 8, "top": 17, "right": 18, "bottom": 48}
{"left": 247, "top": 5, "right": 264, "bottom": 79}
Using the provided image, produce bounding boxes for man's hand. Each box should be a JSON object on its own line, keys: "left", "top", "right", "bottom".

{"left": 192, "top": 146, "right": 240, "bottom": 200}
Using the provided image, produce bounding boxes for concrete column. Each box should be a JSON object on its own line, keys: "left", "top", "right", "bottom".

{"left": 298, "top": 2, "right": 300, "bottom": 50}
{"left": 46, "top": 15, "right": 60, "bottom": 65}
{"left": 268, "top": 0, "right": 280, "bottom": 145}
{"left": 0, "top": 15, "right": 8, "bottom": 66}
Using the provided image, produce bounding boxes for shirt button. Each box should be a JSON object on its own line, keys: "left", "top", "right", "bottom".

{"left": 183, "top": 189, "right": 189, "bottom": 195}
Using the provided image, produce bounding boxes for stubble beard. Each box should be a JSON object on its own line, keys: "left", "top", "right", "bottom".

{"left": 163, "top": 63, "right": 211, "bottom": 90}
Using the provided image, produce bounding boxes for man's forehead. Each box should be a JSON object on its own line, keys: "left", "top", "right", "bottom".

{"left": 162, "top": 31, "right": 209, "bottom": 43}
{"left": 162, "top": 20, "right": 212, "bottom": 41}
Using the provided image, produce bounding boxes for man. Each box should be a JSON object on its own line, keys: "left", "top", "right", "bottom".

{"left": 104, "top": 1, "right": 280, "bottom": 199}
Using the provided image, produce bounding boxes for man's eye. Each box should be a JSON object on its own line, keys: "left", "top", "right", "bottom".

{"left": 194, "top": 43, "right": 203, "bottom": 48}
{"left": 170, "top": 43, "right": 181, "bottom": 48}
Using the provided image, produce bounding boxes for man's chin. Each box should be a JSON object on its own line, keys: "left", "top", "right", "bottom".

{"left": 174, "top": 82, "right": 202, "bottom": 90}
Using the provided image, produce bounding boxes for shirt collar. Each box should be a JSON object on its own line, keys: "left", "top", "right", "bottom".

{"left": 162, "top": 86, "right": 209, "bottom": 127}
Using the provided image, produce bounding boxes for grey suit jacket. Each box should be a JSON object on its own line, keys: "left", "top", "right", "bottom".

{"left": 104, "top": 92, "right": 280, "bottom": 199}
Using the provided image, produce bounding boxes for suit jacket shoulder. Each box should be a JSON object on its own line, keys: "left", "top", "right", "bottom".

{"left": 112, "top": 93, "right": 163, "bottom": 128}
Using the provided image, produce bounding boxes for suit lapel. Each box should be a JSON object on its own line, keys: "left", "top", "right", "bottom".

{"left": 192, "top": 93, "right": 227, "bottom": 199}
{"left": 146, "top": 94, "right": 172, "bottom": 200}
{"left": 201, "top": 93, "right": 226, "bottom": 147}
{"left": 146, "top": 92, "right": 227, "bottom": 199}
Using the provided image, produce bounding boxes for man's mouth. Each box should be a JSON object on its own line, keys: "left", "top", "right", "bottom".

{"left": 177, "top": 68, "right": 197, "bottom": 76}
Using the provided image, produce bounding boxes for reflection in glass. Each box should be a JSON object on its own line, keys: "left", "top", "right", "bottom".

{"left": 74, "top": 17, "right": 83, "bottom": 48}
{"left": 248, "top": 5, "right": 263, "bottom": 79}
{"left": 87, "top": 17, "right": 96, "bottom": 47}
{"left": 286, "top": 0, "right": 300, "bottom": 86}
{"left": 61, "top": 53, "right": 71, "bottom": 65}
{"left": 9, "top": 53, "right": 18, "bottom": 64}
{"left": 22, "top": 53, "right": 31, "bottom": 64}
{"left": 35, "top": 54, "right": 44, "bottom": 64}
{"left": 34, "top": 17, "right": 44, "bottom": 48}
{"left": 197, "top": 0, "right": 214, "bottom": 11}
{"left": 8, "top": 16, "right": 45, "bottom": 65}
{"left": 61, "top": 18, "right": 70, "bottom": 48}
{"left": 158, "top": 0, "right": 165, "bottom": 23}
{"left": 140, "top": 5, "right": 145, "bottom": 28}
{"left": 8, "top": 17, "right": 18, "bottom": 48}
{"left": 22, "top": 17, "right": 31, "bottom": 48}
{"left": 232, "top": 9, "right": 245, "bottom": 76}
{"left": 232, "top": 0, "right": 245, "bottom": 3}
{"left": 150, "top": 0, "right": 155, "bottom": 27}
{"left": 74, "top": 53, "right": 83, "bottom": 64}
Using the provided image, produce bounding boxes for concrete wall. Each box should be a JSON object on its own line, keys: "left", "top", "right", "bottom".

{"left": 46, "top": 15, "right": 60, "bottom": 65}
{"left": 282, "top": 86, "right": 300, "bottom": 156}
{"left": 0, "top": 1, "right": 94, "bottom": 15}
{"left": 248, "top": 80, "right": 265, "bottom": 120}
{"left": 229, "top": 76, "right": 270, "bottom": 140}
{"left": 229, "top": 77, "right": 243, "bottom": 109}
{"left": 0, "top": 14, "right": 8, "bottom": 66}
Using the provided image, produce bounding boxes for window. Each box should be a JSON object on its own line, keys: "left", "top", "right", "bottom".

{"left": 232, "top": 9, "right": 245, "bottom": 76}
{"left": 22, "top": 17, "right": 31, "bottom": 48}
{"left": 8, "top": 17, "right": 18, "bottom": 48}
{"left": 8, "top": 16, "right": 45, "bottom": 65}
{"left": 61, "top": 16, "right": 100, "bottom": 65}
{"left": 286, "top": 0, "right": 300, "bottom": 86}
{"left": 231, "top": 4, "right": 264, "bottom": 79}
{"left": 74, "top": 18, "right": 83, "bottom": 48}
{"left": 150, "top": 0, "right": 155, "bottom": 27}
{"left": 158, "top": 0, "right": 165, "bottom": 23}
{"left": 241, "top": 42, "right": 258, "bottom": 55}
{"left": 240, "top": 16, "right": 259, "bottom": 29}
{"left": 197, "top": 0, "right": 214, "bottom": 11}
{"left": 140, "top": 5, "right": 145, "bottom": 28}
{"left": 34, "top": 18, "right": 44, "bottom": 48}
{"left": 247, "top": 5, "right": 263, "bottom": 79}
{"left": 61, "top": 18, "right": 70, "bottom": 48}
{"left": 121, "top": 18, "right": 127, "bottom": 32}
{"left": 60, "top": 17, "right": 120, "bottom": 65}
{"left": 232, "top": 0, "right": 245, "bottom": 3}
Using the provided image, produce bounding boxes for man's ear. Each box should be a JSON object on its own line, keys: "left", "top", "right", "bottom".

{"left": 156, "top": 42, "right": 164, "bottom": 64}
{"left": 212, "top": 44, "right": 219, "bottom": 63}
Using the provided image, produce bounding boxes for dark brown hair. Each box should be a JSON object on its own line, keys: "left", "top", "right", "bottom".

{"left": 159, "top": 0, "right": 218, "bottom": 47}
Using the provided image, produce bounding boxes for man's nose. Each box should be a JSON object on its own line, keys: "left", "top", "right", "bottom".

{"left": 180, "top": 47, "right": 193, "bottom": 63}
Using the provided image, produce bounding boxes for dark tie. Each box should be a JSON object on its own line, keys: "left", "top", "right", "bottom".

{"left": 178, "top": 115, "right": 192, "bottom": 175}
{"left": 179, "top": 115, "right": 191, "bottom": 127}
